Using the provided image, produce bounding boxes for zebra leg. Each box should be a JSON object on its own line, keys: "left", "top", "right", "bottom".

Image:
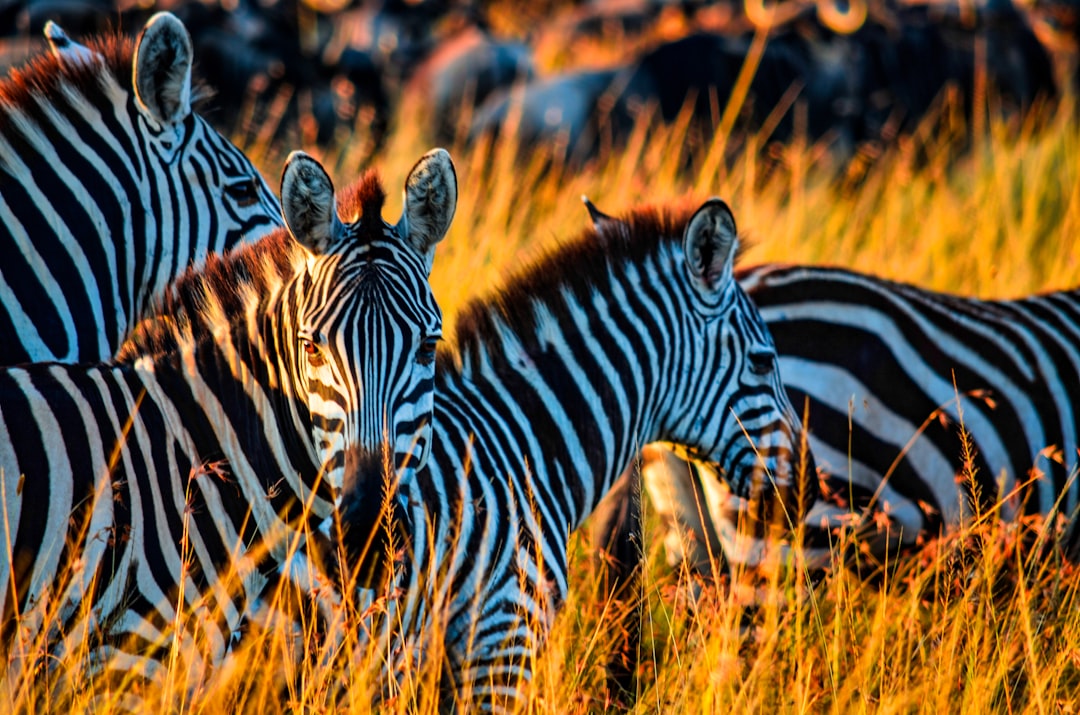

{"left": 590, "top": 467, "right": 642, "bottom": 600}
{"left": 636, "top": 447, "right": 834, "bottom": 610}
{"left": 590, "top": 446, "right": 730, "bottom": 703}
{"left": 588, "top": 464, "right": 643, "bottom": 706}
{"left": 639, "top": 446, "right": 728, "bottom": 579}
{"left": 590, "top": 445, "right": 727, "bottom": 584}
{"left": 647, "top": 448, "right": 919, "bottom": 587}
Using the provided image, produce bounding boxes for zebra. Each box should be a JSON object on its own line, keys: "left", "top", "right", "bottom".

{"left": 0, "top": 12, "right": 282, "bottom": 366}
{"left": 348, "top": 196, "right": 817, "bottom": 710}
{"left": 594, "top": 261, "right": 1080, "bottom": 583}
{"left": 0, "top": 148, "right": 457, "bottom": 692}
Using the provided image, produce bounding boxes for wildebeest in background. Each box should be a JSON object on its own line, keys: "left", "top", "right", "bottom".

{"left": 468, "top": 67, "right": 623, "bottom": 163}
{"left": 468, "top": 28, "right": 860, "bottom": 165}
{"left": 3, "top": 0, "right": 115, "bottom": 37}
{"left": 469, "top": 3, "right": 1057, "bottom": 166}
{"left": 616, "top": 30, "right": 859, "bottom": 147}
{"left": 402, "top": 20, "right": 534, "bottom": 145}
{"left": 177, "top": 0, "right": 392, "bottom": 147}
{"left": 0, "top": 0, "right": 1067, "bottom": 164}
{"left": 0, "top": 0, "right": 395, "bottom": 148}
{"left": 842, "top": 4, "right": 1057, "bottom": 150}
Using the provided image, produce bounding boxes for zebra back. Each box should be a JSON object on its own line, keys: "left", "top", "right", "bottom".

{"left": 0, "top": 13, "right": 281, "bottom": 366}
{"left": 746, "top": 263, "right": 1080, "bottom": 552}
{"left": 631, "top": 263, "right": 1080, "bottom": 581}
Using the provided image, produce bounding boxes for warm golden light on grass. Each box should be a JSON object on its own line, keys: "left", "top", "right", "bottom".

{"left": 5, "top": 88, "right": 1078, "bottom": 712}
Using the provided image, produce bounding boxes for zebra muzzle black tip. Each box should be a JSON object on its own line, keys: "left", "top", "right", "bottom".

{"left": 335, "top": 447, "right": 414, "bottom": 585}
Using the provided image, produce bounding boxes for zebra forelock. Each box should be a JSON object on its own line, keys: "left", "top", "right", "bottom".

{"left": 335, "top": 170, "right": 389, "bottom": 240}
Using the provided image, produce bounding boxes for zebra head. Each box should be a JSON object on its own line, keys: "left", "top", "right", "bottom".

{"left": 130, "top": 12, "right": 280, "bottom": 229}
{"left": 125, "top": 13, "right": 281, "bottom": 313}
{"left": 279, "top": 149, "right": 456, "bottom": 519}
{"left": 660, "top": 199, "right": 817, "bottom": 531}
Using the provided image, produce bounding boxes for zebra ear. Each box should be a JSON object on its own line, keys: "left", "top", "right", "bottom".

{"left": 281, "top": 151, "right": 342, "bottom": 256}
{"left": 683, "top": 198, "right": 738, "bottom": 294}
{"left": 132, "top": 12, "right": 193, "bottom": 128}
{"left": 581, "top": 196, "right": 616, "bottom": 230}
{"left": 44, "top": 22, "right": 100, "bottom": 66}
{"left": 397, "top": 148, "right": 456, "bottom": 274}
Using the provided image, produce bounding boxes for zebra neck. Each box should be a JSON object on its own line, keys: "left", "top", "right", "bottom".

{"left": 448, "top": 291, "right": 666, "bottom": 532}
{"left": 126, "top": 118, "right": 182, "bottom": 332}
{"left": 1, "top": 72, "right": 161, "bottom": 355}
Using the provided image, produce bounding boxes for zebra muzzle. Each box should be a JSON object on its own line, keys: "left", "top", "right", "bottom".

{"left": 330, "top": 447, "right": 415, "bottom": 588}
{"left": 744, "top": 441, "right": 819, "bottom": 533}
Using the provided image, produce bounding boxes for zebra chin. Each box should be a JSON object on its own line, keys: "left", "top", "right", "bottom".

{"left": 725, "top": 435, "right": 819, "bottom": 532}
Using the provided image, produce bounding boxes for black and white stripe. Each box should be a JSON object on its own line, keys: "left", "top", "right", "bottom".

{"left": 0, "top": 150, "right": 456, "bottom": 689}
{"left": 356, "top": 199, "right": 815, "bottom": 710}
{"left": 629, "top": 263, "right": 1080, "bottom": 576}
{"left": 0, "top": 13, "right": 281, "bottom": 365}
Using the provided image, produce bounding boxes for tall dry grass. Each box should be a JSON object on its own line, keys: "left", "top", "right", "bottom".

{"left": 5, "top": 84, "right": 1079, "bottom": 713}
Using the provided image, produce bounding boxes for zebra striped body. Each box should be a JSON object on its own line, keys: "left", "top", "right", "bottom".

{"left": 0, "top": 150, "right": 457, "bottom": 688}
{"left": 634, "top": 263, "right": 1080, "bottom": 576}
{"left": 0, "top": 13, "right": 281, "bottom": 365}
{"left": 363, "top": 200, "right": 815, "bottom": 709}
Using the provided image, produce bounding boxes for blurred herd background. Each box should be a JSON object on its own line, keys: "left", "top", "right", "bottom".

{"left": 4, "top": 0, "right": 1073, "bottom": 315}
{"left": 1, "top": 0, "right": 1075, "bottom": 179}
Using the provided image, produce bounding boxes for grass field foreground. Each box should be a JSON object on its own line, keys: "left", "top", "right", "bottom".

{"left": 5, "top": 90, "right": 1080, "bottom": 713}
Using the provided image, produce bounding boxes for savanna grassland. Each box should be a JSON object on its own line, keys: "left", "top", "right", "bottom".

{"left": 375, "top": 88, "right": 1080, "bottom": 714}
{"left": 8, "top": 38, "right": 1080, "bottom": 715}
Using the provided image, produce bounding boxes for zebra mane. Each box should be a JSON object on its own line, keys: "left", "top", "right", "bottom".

{"left": 0, "top": 32, "right": 210, "bottom": 139}
{"left": 115, "top": 229, "right": 301, "bottom": 362}
{"left": 451, "top": 200, "right": 745, "bottom": 364}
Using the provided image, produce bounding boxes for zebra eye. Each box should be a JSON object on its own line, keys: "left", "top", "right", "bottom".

{"left": 416, "top": 335, "right": 440, "bottom": 366}
{"left": 225, "top": 178, "right": 261, "bottom": 207}
{"left": 301, "top": 338, "right": 327, "bottom": 368}
{"left": 748, "top": 351, "right": 776, "bottom": 376}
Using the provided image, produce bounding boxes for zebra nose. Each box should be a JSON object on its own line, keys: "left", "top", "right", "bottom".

{"left": 749, "top": 443, "right": 819, "bottom": 530}
{"left": 341, "top": 446, "right": 390, "bottom": 498}
{"left": 333, "top": 446, "right": 414, "bottom": 587}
